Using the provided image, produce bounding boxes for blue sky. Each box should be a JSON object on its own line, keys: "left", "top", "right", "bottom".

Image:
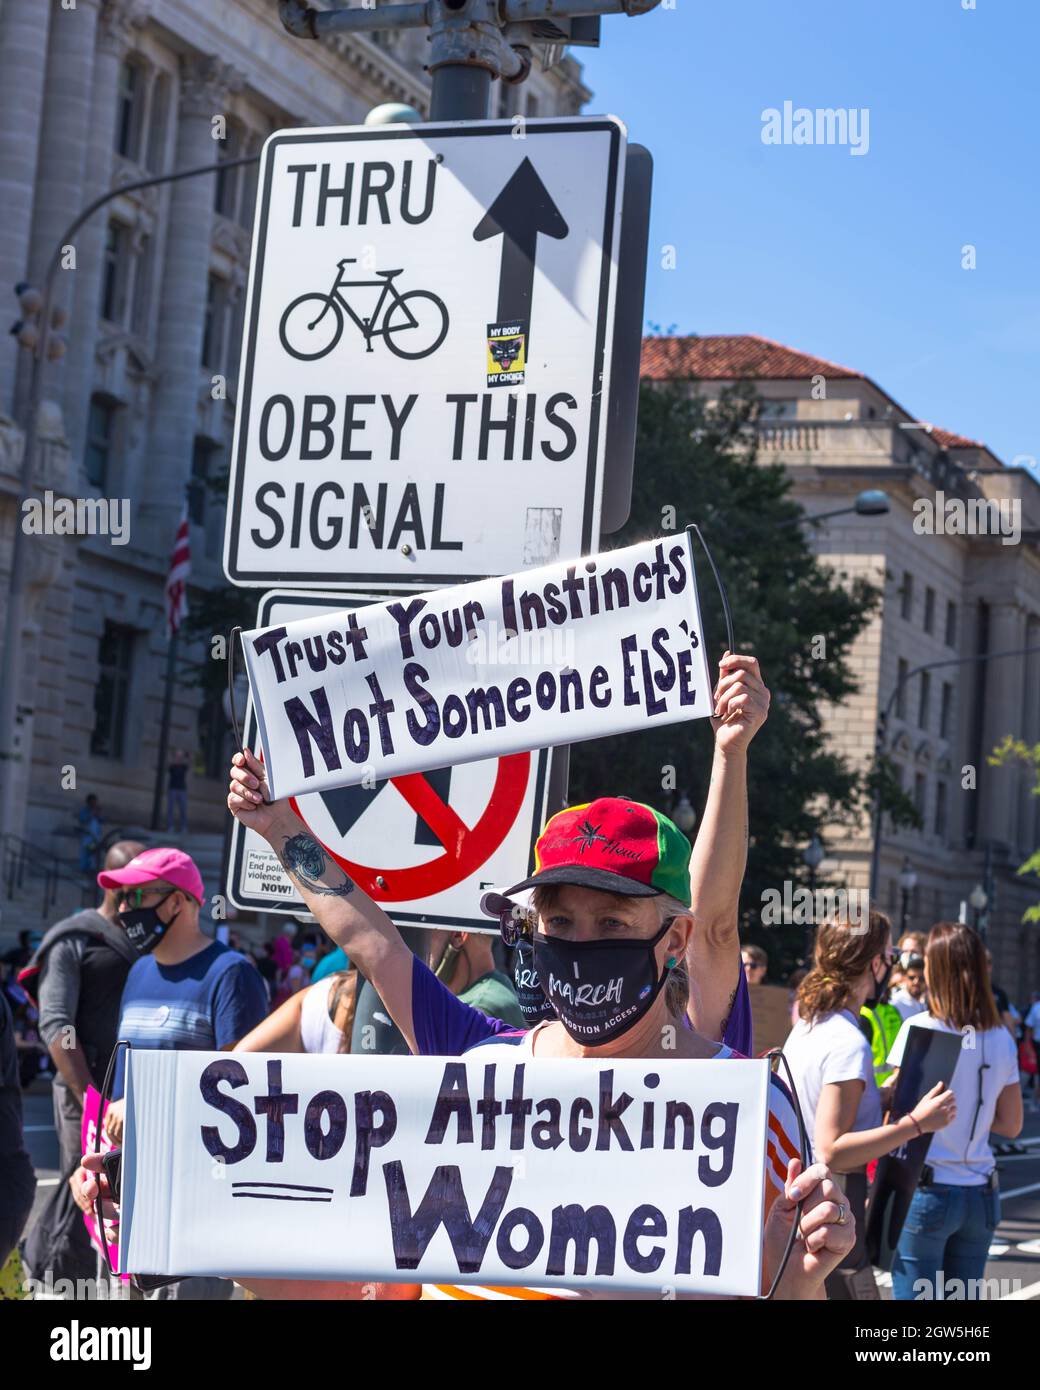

{"left": 580, "top": 0, "right": 1038, "bottom": 470}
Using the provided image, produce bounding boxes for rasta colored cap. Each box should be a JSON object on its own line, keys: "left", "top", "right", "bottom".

{"left": 503, "top": 797, "right": 692, "bottom": 907}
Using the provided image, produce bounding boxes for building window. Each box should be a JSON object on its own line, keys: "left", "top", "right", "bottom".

{"left": 940, "top": 681, "right": 953, "bottom": 739}
{"left": 115, "top": 60, "right": 143, "bottom": 159}
{"left": 201, "top": 275, "right": 230, "bottom": 372}
{"left": 526, "top": 94, "right": 539, "bottom": 118}
{"left": 215, "top": 120, "right": 244, "bottom": 219}
{"left": 918, "top": 670, "right": 930, "bottom": 730}
{"left": 214, "top": 121, "right": 260, "bottom": 227}
{"left": 129, "top": 232, "right": 153, "bottom": 337}
{"left": 924, "top": 586, "right": 935, "bottom": 634}
{"left": 101, "top": 222, "right": 129, "bottom": 323}
{"left": 85, "top": 395, "right": 117, "bottom": 489}
{"left": 239, "top": 153, "right": 260, "bottom": 229}
{"left": 188, "top": 437, "right": 220, "bottom": 526}
{"left": 900, "top": 572, "right": 913, "bottom": 621}
{"left": 197, "top": 695, "right": 229, "bottom": 781}
{"left": 945, "top": 600, "right": 957, "bottom": 647}
{"left": 145, "top": 71, "right": 170, "bottom": 173}
{"left": 91, "top": 623, "right": 134, "bottom": 758}
{"left": 914, "top": 772, "right": 926, "bottom": 820}
{"left": 895, "top": 657, "right": 909, "bottom": 719}
{"left": 935, "top": 780, "right": 948, "bottom": 837}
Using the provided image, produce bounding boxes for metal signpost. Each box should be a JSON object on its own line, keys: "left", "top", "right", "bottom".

{"left": 220, "top": 0, "right": 656, "bottom": 928}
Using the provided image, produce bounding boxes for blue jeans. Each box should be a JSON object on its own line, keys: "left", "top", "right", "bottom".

{"left": 891, "top": 1182, "right": 999, "bottom": 1300}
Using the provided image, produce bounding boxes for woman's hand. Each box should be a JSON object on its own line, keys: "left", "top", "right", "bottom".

{"left": 912, "top": 1080, "right": 957, "bottom": 1134}
{"left": 228, "top": 748, "right": 291, "bottom": 842}
{"left": 68, "top": 1165, "right": 94, "bottom": 1214}
{"left": 711, "top": 653, "right": 770, "bottom": 756}
{"left": 103, "top": 1098, "right": 125, "bottom": 1144}
{"left": 764, "top": 1159, "right": 857, "bottom": 1299}
{"left": 80, "top": 1152, "right": 120, "bottom": 1246}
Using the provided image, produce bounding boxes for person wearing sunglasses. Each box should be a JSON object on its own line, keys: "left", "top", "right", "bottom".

{"left": 889, "top": 950, "right": 928, "bottom": 1022}
{"left": 782, "top": 913, "right": 957, "bottom": 1299}
{"left": 95, "top": 850, "right": 268, "bottom": 1154}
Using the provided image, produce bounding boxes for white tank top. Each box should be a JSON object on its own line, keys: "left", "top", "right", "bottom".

{"left": 299, "top": 979, "right": 344, "bottom": 1055}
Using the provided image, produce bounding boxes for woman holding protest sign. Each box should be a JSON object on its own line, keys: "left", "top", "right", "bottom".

{"left": 886, "top": 922, "right": 1022, "bottom": 1302}
{"left": 217, "top": 651, "right": 857, "bottom": 1299}
{"left": 226, "top": 651, "right": 767, "bottom": 1061}
{"left": 783, "top": 913, "right": 957, "bottom": 1298}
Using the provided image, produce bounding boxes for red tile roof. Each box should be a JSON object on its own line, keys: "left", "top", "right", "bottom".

{"left": 640, "top": 333, "right": 992, "bottom": 456}
{"left": 927, "top": 425, "right": 984, "bottom": 450}
{"left": 640, "top": 333, "right": 861, "bottom": 382}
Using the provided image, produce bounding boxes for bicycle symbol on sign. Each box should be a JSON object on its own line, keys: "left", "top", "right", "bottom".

{"left": 278, "top": 257, "right": 449, "bottom": 362}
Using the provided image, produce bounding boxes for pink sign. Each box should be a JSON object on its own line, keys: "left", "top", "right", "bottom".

{"left": 80, "top": 1085, "right": 126, "bottom": 1280}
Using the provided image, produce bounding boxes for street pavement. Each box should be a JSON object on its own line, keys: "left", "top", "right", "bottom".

{"left": 17, "top": 1078, "right": 1040, "bottom": 1301}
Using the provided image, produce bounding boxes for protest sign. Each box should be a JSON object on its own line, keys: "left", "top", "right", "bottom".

{"left": 121, "top": 1050, "right": 769, "bottom": 1297}
{"left": 229, "top": 590, "right": 553, "bottom": 927}
{"left": 865, "top": 1026, "right": 963, "bottom": 1270}
{"left": 81, "top": 1086, "right": 126, "bottom": 1280}
{"left": 240, "top": 533, "right": 712, "bottom": 800}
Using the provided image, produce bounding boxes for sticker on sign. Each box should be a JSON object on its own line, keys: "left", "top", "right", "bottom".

{"left": 228, "top": 591, "right": 552, "bottom": 929}
{"left": 223, "top": 117, "right": 626, "bottom": 589}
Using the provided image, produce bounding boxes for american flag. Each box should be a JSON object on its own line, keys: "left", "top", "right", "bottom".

{"left": 164, "top": 503, "right": 190, "bottom": 638}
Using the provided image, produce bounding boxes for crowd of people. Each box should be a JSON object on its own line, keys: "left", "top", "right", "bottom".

{"left": 0, "top": 649, "right": 1035, "bottom": 1304}
{"left": 741, "top": 926, "right": 1036, "bottom": 1300}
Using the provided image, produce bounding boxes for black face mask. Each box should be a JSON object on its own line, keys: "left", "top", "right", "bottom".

{"left": 532, "top": 919, "right": 673, "bottom": 1045}
{"left": 512, "top": 936, "right": 556, "bottom": 1026}
{"left": 117, "top": 891, "right": 177, "bottom": 957}
{"left": 865, "top": 954, "right": 895, "bottom": 1010}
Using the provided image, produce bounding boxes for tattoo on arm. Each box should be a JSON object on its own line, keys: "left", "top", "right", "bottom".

{"left": 278, "top": 833, "right": 356, "bottom": 898}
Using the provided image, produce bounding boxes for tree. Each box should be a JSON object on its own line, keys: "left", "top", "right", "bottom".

{"left": 989, "top": 736, "right": 1040, "bottom": 923}
{"left": 568, "top": 380, "right": 885, "bottom": 973}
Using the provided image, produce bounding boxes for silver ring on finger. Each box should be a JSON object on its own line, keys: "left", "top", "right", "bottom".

{"left": 834, "top": 1203, "right": 848, "bottom": 1226}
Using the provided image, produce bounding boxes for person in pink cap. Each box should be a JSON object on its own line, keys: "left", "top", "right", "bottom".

{"left": 96, "top": 847, "right": 268, "bottom": 1301}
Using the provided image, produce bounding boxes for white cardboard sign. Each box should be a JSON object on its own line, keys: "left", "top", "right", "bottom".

{"left": 122, "top": 1050, "right": 769, "bottom": 1296}
{"left": 223, "top": 118, "right": 626, "bottom": 588}
{"left": 229, "top": 591, "right": 552, "bottom": 928}
{"left": 240, "top": 534, "right": 712, "bottom": 801}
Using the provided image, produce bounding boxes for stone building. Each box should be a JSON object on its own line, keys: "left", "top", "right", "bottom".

{"left": 642, "top": 334, "right": 1040, "bottom": 993}
{"left": 0, "top": 0, "right": 589, "bottom": 923}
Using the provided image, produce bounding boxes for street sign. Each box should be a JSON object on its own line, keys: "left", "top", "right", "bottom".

{"left": 223, "top": 117, "right": 627, "bottom": 589}
{"left": 227, "top": 590, "right": 553, "bottom": 929}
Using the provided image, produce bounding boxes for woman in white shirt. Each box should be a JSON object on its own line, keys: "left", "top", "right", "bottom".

{"left": 887, "top": 922, "right": 1023, "bottom": 1301}
{"left": 783, "top": 910, "right": 956, "bottom": 1297}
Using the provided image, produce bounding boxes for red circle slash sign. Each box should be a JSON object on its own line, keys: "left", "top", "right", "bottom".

{"left": 288, "top": 753, "right": 532, "bottom": 901}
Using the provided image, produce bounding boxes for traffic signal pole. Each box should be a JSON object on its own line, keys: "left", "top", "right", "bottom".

{"left": 275, "top": 0, "right": 658, "bottom": 824}
{"left": 278, "top": 0, "right": 660, "bottom": 122}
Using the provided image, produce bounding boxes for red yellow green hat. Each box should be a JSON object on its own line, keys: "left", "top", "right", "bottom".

{"left": 503, "top": 797, "right": 692, "bottom": 907}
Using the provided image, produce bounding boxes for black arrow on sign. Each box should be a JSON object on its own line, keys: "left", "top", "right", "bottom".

{"left": 319, "top": 767, "right": 453, "bottom": 847}
{"left": 473, "top": 157, "right": 569, "bottom": 341}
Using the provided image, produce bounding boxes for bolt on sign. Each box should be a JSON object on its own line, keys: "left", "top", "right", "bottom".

{"left": 223, "top": 117, "right": 627, "bottom": 589}
{"left": 228, "top": 591, "right": 552, "bottom": 930}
